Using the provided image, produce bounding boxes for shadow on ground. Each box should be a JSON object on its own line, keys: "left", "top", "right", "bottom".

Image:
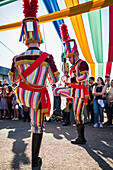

{"left": 0, "top": 120, "right": 113, "bottom": 169}
{"left": 0, "top": 120, "right": 31, "bottom": 169}
{"left": 45, "top": 121, "right": 113, "bottom": 170}
{"left": 8, "top": 130, "right": 31, "bottom": 169}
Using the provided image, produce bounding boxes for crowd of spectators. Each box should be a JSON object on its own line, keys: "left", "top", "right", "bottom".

{"left": 87, "top": 75, "right": 113, "bottom": 127}
{"left": 0, "top": 75, "right": 113, "bottom": 127}
{"left": 49, "top": 74, "right": 113, "bottom": 128}
{"left": 0, "top": 79, "right": 30, "bottom": 122}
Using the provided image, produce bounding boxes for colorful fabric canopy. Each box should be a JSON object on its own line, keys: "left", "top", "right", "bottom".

{"left": 86, "top": 0, "right": 104, "bottom": 77}
{"left": 106, "top": 5, "right": 113, "bottom": 76}
{"left": 42, "top": 0, "right": 113, "bottom": 78}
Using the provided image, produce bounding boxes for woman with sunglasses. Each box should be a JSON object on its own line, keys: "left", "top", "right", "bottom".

{"left": 92, "top": 77, "right": 106, "bottom": 128}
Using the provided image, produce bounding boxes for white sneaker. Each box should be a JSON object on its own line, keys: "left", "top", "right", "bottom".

{"left": 12, "top": 118, "right": 15, "bottom": 120}
{"left": 100, "top": 124, "right": 103, "bottom": 128}
{"left": 15, "top": 118, "right": 19, "bottom": 120}
{"left": 93, "top": 123, "right": 98, "bottom": 128}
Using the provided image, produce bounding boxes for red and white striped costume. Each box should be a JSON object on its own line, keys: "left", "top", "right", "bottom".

{"left": 54, "top": 58, "right": 89, "bottom": 124}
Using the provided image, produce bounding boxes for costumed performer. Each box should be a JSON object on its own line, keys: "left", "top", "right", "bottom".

{"left": 54, "top": 23, "right": 89, "bottom": 144}
{"left": 8, "top": 0, "right": 60, "bottom": 169}
{"left": 61, "top": 57, "right": 72, "bottom": 126}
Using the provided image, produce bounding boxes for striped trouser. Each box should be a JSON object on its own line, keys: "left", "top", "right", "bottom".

{"left": 73, "top": 97, "right": 84, "bottom": 124}
{"left": 31, "top": 108, "right": 45, "bottom": 134}
{"left": 54, "top": 87, "right": 84, "bottom": 124}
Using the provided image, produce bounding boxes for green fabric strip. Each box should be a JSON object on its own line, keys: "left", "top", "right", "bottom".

{"left": 86, "top": 0, "right": 103, "bottom": 77}
{"left": 0, "top": 0, "right": 17, "bottom": 7}
{"left": 98, "top": 63, "right": 104, "bottom": 78}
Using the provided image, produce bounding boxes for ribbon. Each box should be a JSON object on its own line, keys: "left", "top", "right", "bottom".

{"left": 19, "top": 82, "right": 51, "bottom": 116}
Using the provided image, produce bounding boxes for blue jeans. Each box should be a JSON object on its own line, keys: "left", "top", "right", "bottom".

{"left": 93, "top": 99, "right": 106, "bottom": 123}
{"left": 53, "top": 96, "right": 61, "bottom": 116}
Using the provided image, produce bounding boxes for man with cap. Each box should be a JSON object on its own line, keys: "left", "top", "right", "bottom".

{"left": 105, "top": 74, "right": 111, "bottom": 125}
{"left": 9, "top": 0, "right": 60, "bottom": 169}
{"left": 54, "top": 24, "right": 89, "bottom": 144}
{"left": 105, "top": 74, "right": 110, "bottom": 88}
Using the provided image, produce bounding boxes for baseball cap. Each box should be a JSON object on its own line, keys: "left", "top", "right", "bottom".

{"left": 105, "top": 74, "right": 110, "bottom": 78}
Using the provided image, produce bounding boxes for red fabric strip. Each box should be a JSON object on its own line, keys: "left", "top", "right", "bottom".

{"left": 19, "top": 82, "right": 51, "bottom": 115}
{"left": 22, "top": 52, "right": 49, "bottom": 78}
{"left": 71, "top": 84, "right": 89, "bottom": 104}
{"left": 70, "top": 59, "right": 82, "bottom": 75}
{"left": 106, "top": 62, "right": 112, "bottom": 76}
{"left": 106, "top": 6, "right": 113, "bottom": 75}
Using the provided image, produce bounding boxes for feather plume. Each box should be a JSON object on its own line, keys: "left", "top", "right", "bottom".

{"left": 30, "top": 0, "right": 38, "bottom": 18}
{"left": 22, "top": 0, "right": 38, "bottom": 18}
{"left": 22, "top": 0, "right": 30, "bottom": 18}
{"left": 60, "top": 24, "right": 69, "bottom": 42}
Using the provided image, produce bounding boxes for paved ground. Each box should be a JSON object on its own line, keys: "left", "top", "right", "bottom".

{"left": 0, "top": 118, "right": 113, "bottom": 170}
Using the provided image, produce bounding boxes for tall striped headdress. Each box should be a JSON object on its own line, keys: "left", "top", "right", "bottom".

{"left": 60, "top": 24, "right": 79, "bottom": 58}
{"left": 19, "top": 0, "right": 43, "bottom": 45}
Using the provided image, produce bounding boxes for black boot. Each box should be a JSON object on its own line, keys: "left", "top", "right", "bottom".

{"left": 32, "top": 133, "right": 43, "bottom": 170}
{"left": 53, "top": 96, "right": 62, "bottom": 117}
{"left": 23, "top": 112, "right": 27, "bottom": 122}
{"left": 71, "top": 124, "right": 86, "bottom": 144}
{"left": 62, "top": 110, "right": 65, "bottom": 123}
{"left": 63, "top": 112, "right": 70, "bottom": 126}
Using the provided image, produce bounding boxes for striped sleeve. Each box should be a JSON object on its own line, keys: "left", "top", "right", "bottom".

{"left": 8, "top": 57, "right": 18, "bottom": 83}
{"left": 48, "top": 55, "right": 60, "bottom": 83}
{"left": 76, "top": 61, "right": 89, "bottom": 82}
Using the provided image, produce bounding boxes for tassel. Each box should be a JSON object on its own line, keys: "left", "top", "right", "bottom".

{"left": 60, "top": 24, "right": 69, "bottom": 42}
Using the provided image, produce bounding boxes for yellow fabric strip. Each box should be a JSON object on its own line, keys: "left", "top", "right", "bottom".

{"left": 15, "top": 60, "right": 48, "bottom": 67}
{"left": 8, "top": 70, "right": 13, "bottom": 77}
{"left": 80, "top": 70, "right": 89, "bottom": 75}
{"left": 90, "top": 63, "right": 95, "bottom": 78}
{"left": 54, "top": 71, "right": 60, "bottom": 77}
{"left": 8, "top": 71, "right": 13, "bottom": 82}
{"left": 15, "top": 86, "right": 23, "bottom": 105}
{"left": 0, "top": 0, "right": 113, "bottom": 31}
{"left": 29, "top": 32, "right": 32, "bottom": 38}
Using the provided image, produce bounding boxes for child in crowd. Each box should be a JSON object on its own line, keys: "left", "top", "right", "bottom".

{"left": 5, "top": 86, "right": 14, "bottom": 119}
{"left": 12, "top": 93, "right": 19, "bottom": 120}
